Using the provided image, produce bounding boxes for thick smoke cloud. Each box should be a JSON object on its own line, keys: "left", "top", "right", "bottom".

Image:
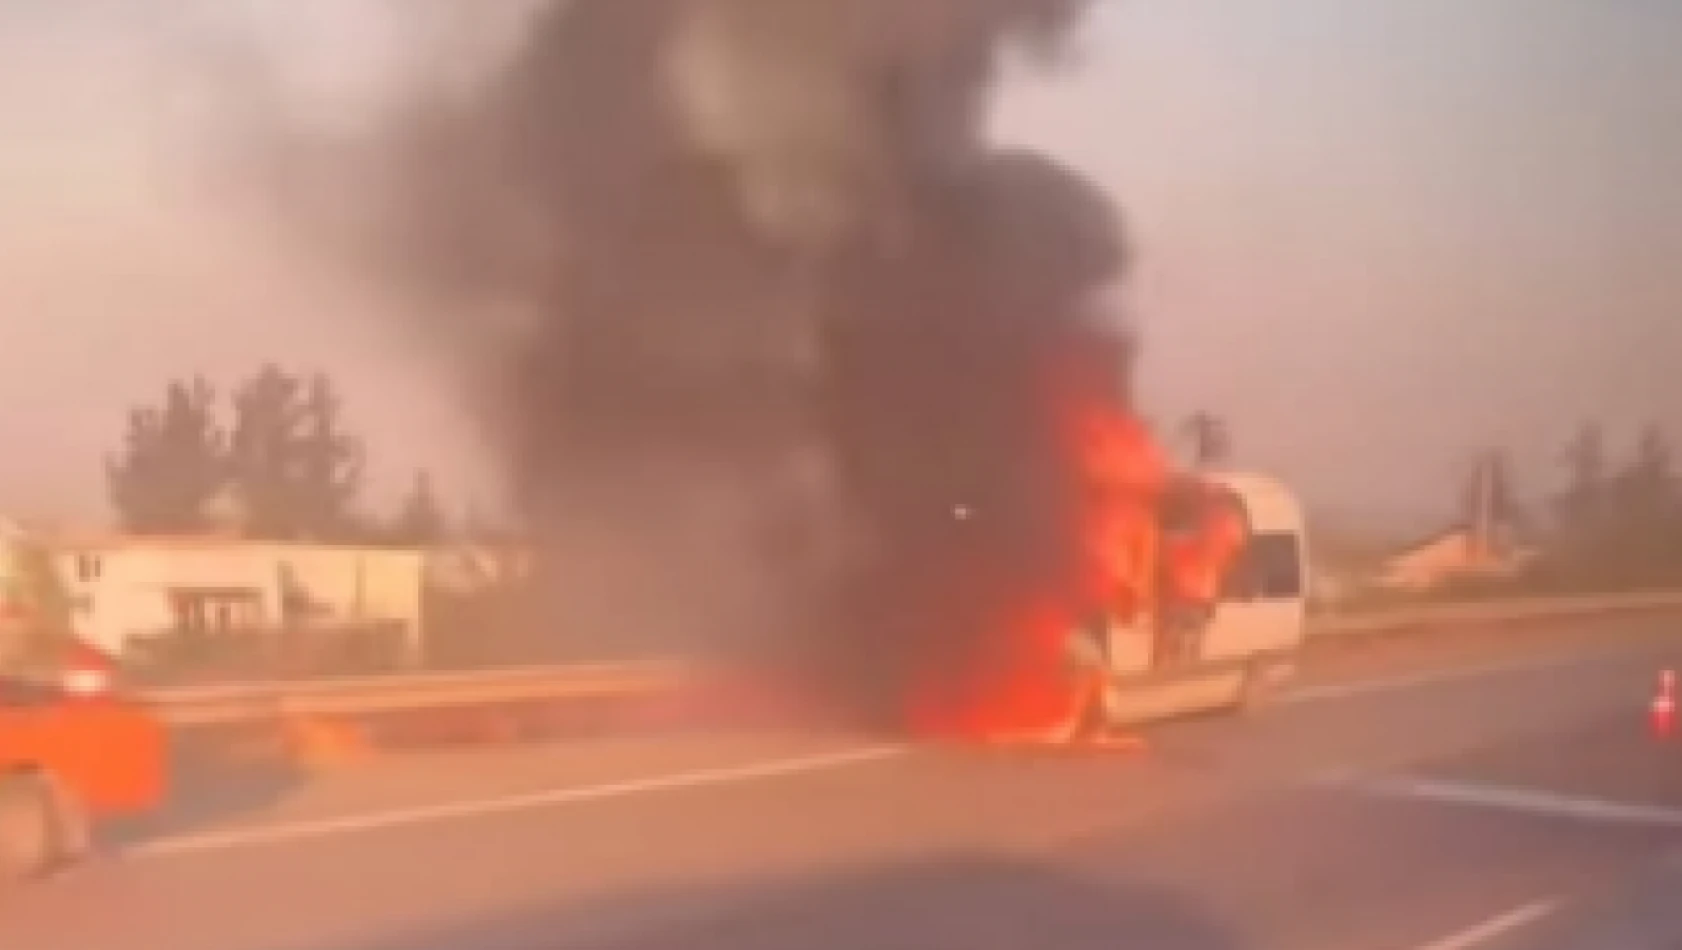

{"left": 377, "top": 0, "right": 1131, "bottom": 721}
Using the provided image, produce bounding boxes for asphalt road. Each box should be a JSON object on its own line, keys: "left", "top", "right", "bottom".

{"left": 6, "top": 616, "right": 1682, "bottom": 950}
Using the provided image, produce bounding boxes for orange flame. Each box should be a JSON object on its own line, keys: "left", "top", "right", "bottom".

{"left": 907, "top": 594, "right": 1088, "bottom": 742}
{"left": 907, "top": 376, "right": 1172, "bottom": 742}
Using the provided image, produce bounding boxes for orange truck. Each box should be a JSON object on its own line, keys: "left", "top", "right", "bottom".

{"left": 0, "top": 528, "right": 167, "bottom": 884}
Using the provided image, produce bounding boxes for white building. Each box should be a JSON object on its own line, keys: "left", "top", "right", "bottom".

{"left": 53, "top": 537, "right": 427, "bottom": 665}
{"left": 1372, "top": 453, "right": 1535, "bottom": 594}
{"left": 1377, "top": 527, "right": 1504, "bottom": 592}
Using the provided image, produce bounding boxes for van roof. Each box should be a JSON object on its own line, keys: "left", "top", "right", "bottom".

{"left": 1202, "top": 471, "right": 1304, "bottom": 534}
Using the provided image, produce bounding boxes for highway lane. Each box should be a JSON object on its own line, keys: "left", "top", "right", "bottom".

{"left": 1513, "top": 849, "right": 1682, "bottom": 950}
{"left": 131, "top": 610, "right": 1682, "bottom": 842}
{"left": 4, "top": 615, "right": 1682, "bottom": 950}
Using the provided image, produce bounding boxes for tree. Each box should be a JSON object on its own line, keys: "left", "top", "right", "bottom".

{"left": 1621, "top": 425, "right": 1676, "bottom": 511}
{"left": 1181, "top": 411, "right": 1231, "bottom": 469}
{"left": 0, "top": 526, "right": 77, "bottom": 672}
{"left": 391, "top": 470, "right": 449, "bottom": 544}
{"left": 227, "top": 364, "right": 304, "bottom": 539}
{"left": 296, "top": 372, "right": 366, "bottom": 538}
{"left": 105, "top": 377, "right": 225, "bottom": 533}
{"left": 1543, "top": 423, "right": 1682, "bottom": 588}
{"left": 1610, "top": 424, "right": 1681, "bottom": 564}
{"left": 1555, "top": 422, "right": 1607, "bottom": 535}
{"left": 227, "top": 365, "right": 366, "bottom": 540}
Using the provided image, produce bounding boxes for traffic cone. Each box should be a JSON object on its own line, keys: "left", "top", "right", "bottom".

{"left": 1650, "top": 670, "right": 1676, "bottom": 739}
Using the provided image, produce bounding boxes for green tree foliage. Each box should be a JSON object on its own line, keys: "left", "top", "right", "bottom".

{"left": 1555, "top": 422, "right": 1608, "bottom": 536}
{"left": 227, "top": 364, "right": 304, "bottom": 538}
{"left": 1538, "top": 423, "right": 1682, "bottom": 589}
{"left": 297, "top": 372, "right": 367, "bottom": 537}
{"left": 227, "top": 365, "right": 367, "bottom": 541}
{"left": 0, "top": 530, "right": 77, "bottom": 672}
{"left": 1619, "top": 425, "right": 1677, "bottom": 525}
{"left": 391, "top": 470, "right": 450, "bottom": 545}
{"left": 105, "top": 377, "right": 226, "bottom": 533}
{"left": 1608, "top": 425, "right": 1682, "bottom": 567}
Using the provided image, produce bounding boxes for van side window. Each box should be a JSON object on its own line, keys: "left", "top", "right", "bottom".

{"left": 1223, "top": 531, "right": 1303, "bottom": 601}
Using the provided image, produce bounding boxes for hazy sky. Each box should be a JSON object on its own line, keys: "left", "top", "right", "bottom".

{"left": 998, "top": 0, "right": 1682, "bottom": 527}
{"left": 2, "top": 1, "right": 1680, "bottom": 531}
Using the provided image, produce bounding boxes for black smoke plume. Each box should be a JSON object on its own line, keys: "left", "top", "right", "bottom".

{"left": 388, "top": 0, "right": 1132, "bottom": 723}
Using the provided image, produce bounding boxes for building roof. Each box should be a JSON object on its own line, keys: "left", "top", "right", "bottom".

{"left": 49, "top": 534, "right": 428, "bottom": 554}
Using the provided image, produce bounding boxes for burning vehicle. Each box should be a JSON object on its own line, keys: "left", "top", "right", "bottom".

{"left": 899, "top": 345, "right": 1310, "bottom": 745}
{"left": 284, "top": 0, "right": 1310, "bottom": 746}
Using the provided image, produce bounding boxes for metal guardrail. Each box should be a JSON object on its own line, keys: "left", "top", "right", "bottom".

{"left": 143, "top": 590, "right": 1682, "bottom": 728}
{"left": 146, "top": 660, "right": 691, "bottom": 727}
{"left": 1311, "top": 589, "right": 1682, "bottom": 638}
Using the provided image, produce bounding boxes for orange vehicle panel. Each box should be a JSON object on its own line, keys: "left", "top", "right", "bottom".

{"left": 0, "top": 698, "right": 167, "bottom": 816}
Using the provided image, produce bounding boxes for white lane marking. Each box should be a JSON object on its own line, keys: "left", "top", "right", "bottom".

{"left": 1282, "top": 655, "right": 1602, "bottom": 705}
{"left": 1335, "top": 774, "right": 1682, "bottom": 830}
{"left": 1412, "top": 901, "right": 1557, "bottom": 950}
{"left": 137, "top": 744, "right": 904, "bottom": 859}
